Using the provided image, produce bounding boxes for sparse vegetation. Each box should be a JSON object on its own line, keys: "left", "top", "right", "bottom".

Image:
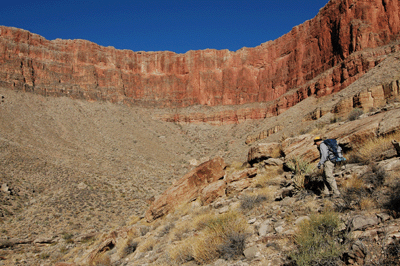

{"left": 285, "top": 156, "right": 314, "bottom": 176}
{"left": 240, "top": 193, "right": 268, "bottom": 210}
{"left": 169, "top": 211, "right": 250, "bottom": 264}
{"left": 347, "top": 108, "right": 364, "bottom": 121}
{"left": 330, "top": 115, "right": 342, "bottom": 124}
{"left": 39, "top": 253, "right": 50, "bottom": 259}
{"left": 289, "top": 211, "right": 346, "bottom": 266}
{"left": 62, "top": 232, "right": 74, "bottom": 244}
{"left": 168, "top": 239, "right": 194, "bottom": 264}
{"left": 1, "top": 52, "right": 400, "bottom": 266}
{"left": 362, "top": 163, "right": 387, "bottom": 188}
{"left": 346, "top": 130, "right": 400, "bottom": 164}
{"left": 253, "top": 166, "right": 284, "bottom": 188}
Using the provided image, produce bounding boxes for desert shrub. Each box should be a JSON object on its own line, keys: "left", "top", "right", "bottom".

{"left": 337, "top": 173, "right": 369, "bottom": 212}
{"left": 285, "top": 157, "right": 314, "bottom": 176}
{"left": 171, "top": 211, "right": 249, "bottom": 264}
{"left": 384, "top": 182, "right": 400, "bottom": 218}
{"left": 338, "top": 186, "right": 368, "bottom": 212}
{"left": 347, "top": 108, "right": 363, "bottom": 121}
{"left": 285, "top": 157, "right": 314, "bottom": 191}
{"left": 217, "top": 231, "right": 247, "bottom": 260}
{"left": 290, "top": 211, "right": 346, "bottom": 266}
{"left": 240, "top": 194, "right": 267, "bottom": 210}
{"left": 330, "top": 116, "right": 342, "bottom": 124}
{"left": 62, "top": 232, "right": 74, "bottom": 244}
{"left": 293, "top": 174, "right": 306, "bottom": 190}
{"left": 349, "top": 138, "right": 392, "bottom": 164}
{"left": 362, "top": 163, "right": 387, "bottom": 188}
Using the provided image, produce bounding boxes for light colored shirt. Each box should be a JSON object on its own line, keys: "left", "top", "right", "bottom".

{"left": 318, "top": 142, "right": 342, "bottom": 168}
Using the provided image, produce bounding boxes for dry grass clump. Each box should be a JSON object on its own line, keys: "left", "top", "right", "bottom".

{"left": 339, "top": 164, "right": 389, "bottom": 212}
{"left": 359, "top": 198, "right": 376, "bottom": 211}
{"left": 253, "top": 165, "right": 284, "bottom": 188}
{"left": 347, "top": 131, "right": 400, "bottom": 164}
{"left": 347, "top": 108, "right": 364, "bottom": 121}
{"left": 169, "top": 211, "right": 250, "bottom": 264}
{"left": 168, "top": 239, "right": 194, "bottom": 264}
{"left": 342, "top": 173, "right": 364, "bottom": 191}
{"left": 339, "top": 174, "right": 370, "bottom": 212}
{"left": 289, "top": 211, "right": 346, "bottom": 266}
{"left": 240, "top": 193, "right": 268, "bottom": 210}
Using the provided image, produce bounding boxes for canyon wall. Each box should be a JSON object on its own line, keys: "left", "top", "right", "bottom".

{"left": 0, "top": 0, "right": 399, "bottom": 122}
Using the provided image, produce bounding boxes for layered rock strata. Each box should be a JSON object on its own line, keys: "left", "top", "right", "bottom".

{"left": 0, "top": 0, "right": 399, "bottom": 123}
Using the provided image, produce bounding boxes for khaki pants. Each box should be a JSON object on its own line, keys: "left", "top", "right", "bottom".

{"left": 322, "top": 160, "right": 340, "bottom": 196}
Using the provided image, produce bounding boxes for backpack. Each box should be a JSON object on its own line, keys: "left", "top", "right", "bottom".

{"left": 323, "top": 139, "right": 346, "bottom": 163}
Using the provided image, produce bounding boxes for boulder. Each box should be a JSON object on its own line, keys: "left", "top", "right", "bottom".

{"left": 200, "top": 180, "right": 227, "bottom": 204}
{"left": 247, "top": 142, "right": 281, "bottom": 164}
{"left": 281, "top": 134, "right": 319, "bottom": 162}
{"left": 145, "top": 157, "right": 226, "bottom": 222}
{"left": 226, "top": 179, "right": 252, "bottom": 195}
{"left": 226, "top": 168, "right": 258, "bottom": 183}
{"left": 1, "top": 183, "right": 10, "bottom": 194}
{"left": 348, "top": 215, "right": 380, "bottom": 231}
{"left": 264, "top": 158, "right": 285, "bottom": 166}
{"left": 243, "top": 245, "right": 259, "bottom": 260}
{"left": 259, "top": 220, "right": 274, "bottom": 237}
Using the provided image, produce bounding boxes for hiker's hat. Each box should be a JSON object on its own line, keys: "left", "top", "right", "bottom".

{"left": 314, "top": 136, "right": 323, "bottom": 143}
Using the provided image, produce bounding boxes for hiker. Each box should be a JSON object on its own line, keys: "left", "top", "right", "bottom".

{"left": 314, "top": 136, "right": 342, "bottom": 198}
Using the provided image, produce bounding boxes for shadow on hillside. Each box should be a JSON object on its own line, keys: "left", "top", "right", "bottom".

{"left": 384, "top": 182, "right": 400, "bottom": 218}
{"left": 303, "top": 173, "right": 325, "bottom": 196}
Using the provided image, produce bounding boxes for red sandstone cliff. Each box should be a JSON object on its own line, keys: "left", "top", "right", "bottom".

{"left": 0, "top": 0, "right": 399, "bottom": 122}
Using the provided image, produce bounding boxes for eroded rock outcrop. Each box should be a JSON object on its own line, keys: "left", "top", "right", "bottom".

{"left": 145, "top": 157, "right": 226, "bottom": 222}
{"left": 1, "top": 0, "right": 399, "bottom": 123}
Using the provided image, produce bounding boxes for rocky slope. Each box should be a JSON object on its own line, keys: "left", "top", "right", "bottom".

{"left": 0, "top": 49, "right": 399, "bottom": 266}
{"left": 1, "top": 0, "right": 400, "bottom": 124}
{"left": 1, "top": 0, "right": 400, "bottom": 265}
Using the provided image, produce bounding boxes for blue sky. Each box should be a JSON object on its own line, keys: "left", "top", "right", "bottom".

{"left": 1, "top": 0, "right": 329, "bottom": 54}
